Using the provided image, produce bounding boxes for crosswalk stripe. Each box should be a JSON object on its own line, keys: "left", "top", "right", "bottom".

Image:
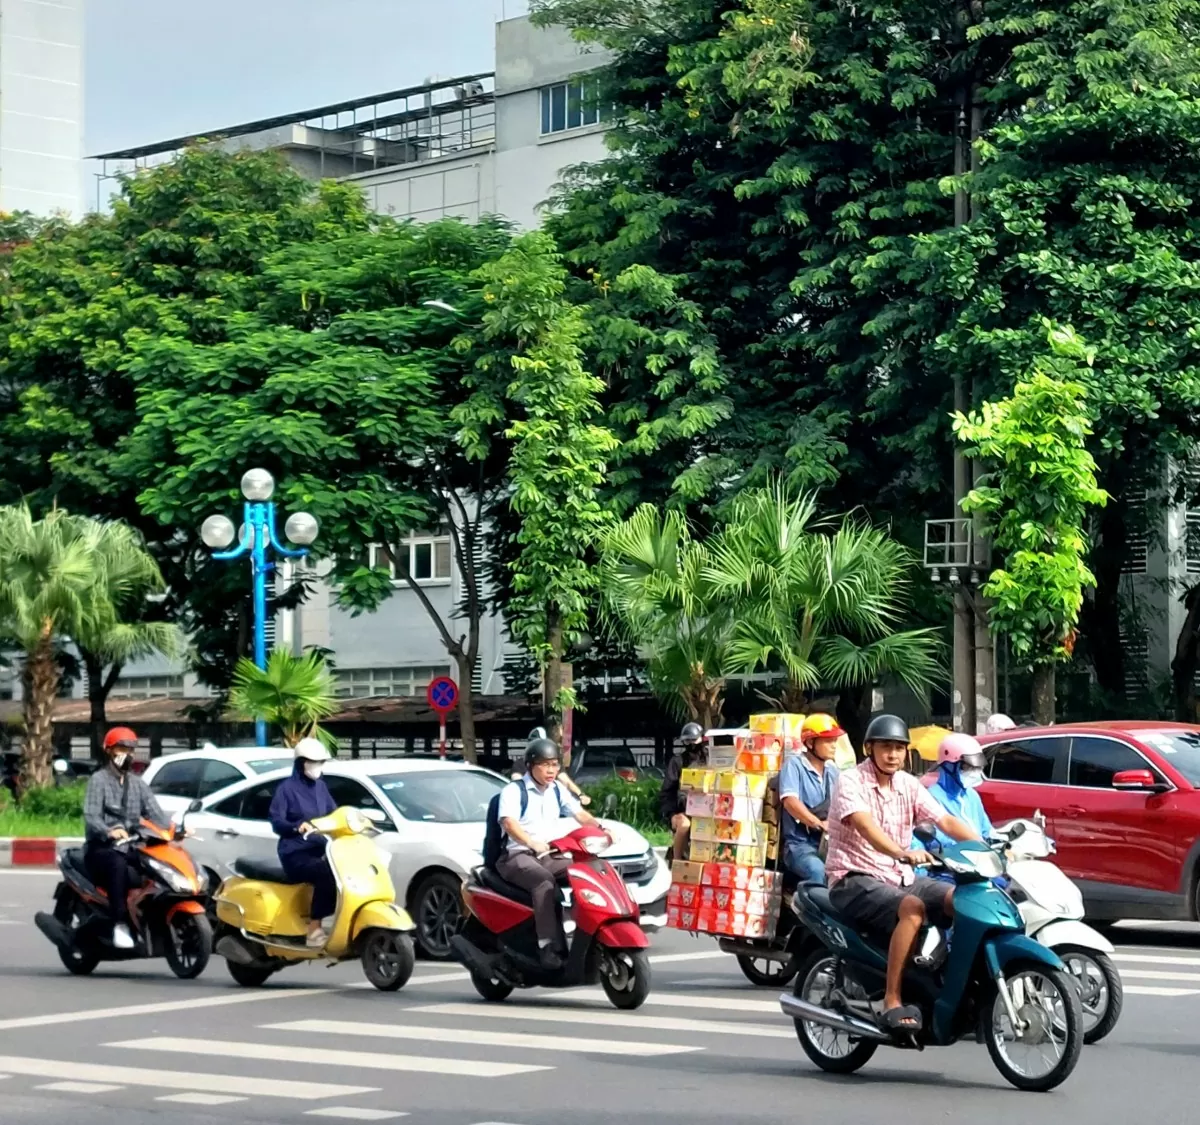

{"left": 1125, "top": 986, "right": 1200, "bottom": 996}
{"left": 410, "top": 1002, "right": 793, "bottom": 1039}
{"left": 267, "top": 1019, "right": 701, "bottom": 1058}
{"left": 303, "top": 1110, "right": 409, "bottom": 1121}
{"left": 156, "top": 1094, "right": 249, "bottom": 1106}
{"left": 0, "top": 1056, "right": 376, "bottom": 1100}
{"left": 1117, "top": 969, "right": 1200, "bottom": 983}
{"left": 538, "top": 991, "right": 779, "bottom": 1015}
{"left": 37, "top": 1081, "right": 123, "bottom": 1094}
{"left": 110, "top": 1037, "right": 551, "bottom": 1079}
{"left": 1113, "top": 952, "right": 1200, "bottom": 967}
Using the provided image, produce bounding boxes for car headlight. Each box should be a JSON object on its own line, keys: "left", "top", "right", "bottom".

{"left": 195, "top": 866, "right": 210, "bottom": 893}
{"left": 146, "top": 857, "right": 196, "bottom": 894}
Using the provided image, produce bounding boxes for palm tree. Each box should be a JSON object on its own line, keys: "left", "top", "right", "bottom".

{"left": 706, "top": 484, "right": 942, "bottom": 712}
{"left": 228, "top": 649, "right": 339, "bottom": 748}
{"left": 598, "top": 506, "right": 735, "bottom": 729}
{"left": 0, "top": 507, "right": 169, "bottom": 790}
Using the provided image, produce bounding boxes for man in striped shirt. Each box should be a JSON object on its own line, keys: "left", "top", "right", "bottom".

{"left": 825, "top": 714, "right": 980, "bottom": 1034}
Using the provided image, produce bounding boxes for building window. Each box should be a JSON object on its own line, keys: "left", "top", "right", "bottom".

{"left": 367, "top": 535, "right": 453, "bottom": 585}
{"left": 540, "top": 76, "right": 609, "bottom": 136}
{"left": 334, "top": 666, "right": 451, "bottom": 699}
{"left": 110, "top": 674, "right": 185, "bottom": 700}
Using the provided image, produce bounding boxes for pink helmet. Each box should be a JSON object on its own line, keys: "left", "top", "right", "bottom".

{"left": 938, "top": 732, "right": 986, "bottom": 770}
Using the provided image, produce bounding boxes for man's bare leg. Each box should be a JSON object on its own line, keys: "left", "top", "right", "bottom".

{"left": 671, "top": 813, "right": 691, "bottom": 860}
{"left": 883, "top": 895, "right": 926, "bottom": 1013}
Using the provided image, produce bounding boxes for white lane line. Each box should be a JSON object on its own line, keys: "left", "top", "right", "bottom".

{"left": 1125, "top": 986, "right": 1200, "bottom": 997}
{"left": 304, "top": 1110, "right": 409, "bottom": 1121}
{"left": 157, "top": 1093, "right": 249, "bottom": 1106}
{"left": 411, "top": 1003, "right": 793, "bottom": 1039}
{"left": 1117, "top": 969, "right": 1200, "bottom": 983}
{"left": 111, "top": 1037, "right": 551, "bottom": 1079}
{"left": 543, "top": 991, "right": 777, "bottom": 1014}
{"left": 37, "top": 1081, "right": 123, "bottom": 1093}
{"left": 648, "top": 950, "right": 724, "bottom": 965}
{"left": 1113, "top": 952, "right": 1200, "bottom": 967}
{"left": 0, "top": 1056, "right": 375, "bottom": 1100}
{"left": 267, "top": 1018, "right": 701, "bottom": 1058}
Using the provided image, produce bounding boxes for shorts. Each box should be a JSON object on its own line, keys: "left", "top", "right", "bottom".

{"left": 829, "top": 873, "right": 953, "bottom": 937}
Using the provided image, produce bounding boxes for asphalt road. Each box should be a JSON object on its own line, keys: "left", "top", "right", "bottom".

{"left": 4, "top": 869, "right": 1200, "bottom": 1125}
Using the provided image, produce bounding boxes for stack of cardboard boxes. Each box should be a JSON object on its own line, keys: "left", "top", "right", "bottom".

{"left": 666, "top": 714, "right": 803, "bottom": 940}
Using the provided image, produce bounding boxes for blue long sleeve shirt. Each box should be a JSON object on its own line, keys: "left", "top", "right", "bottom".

{"left": 918, "top": 766, "right": 994, "bottom": 850}
{"left": 270, "top": 761, "right": 336, "bottom": 861}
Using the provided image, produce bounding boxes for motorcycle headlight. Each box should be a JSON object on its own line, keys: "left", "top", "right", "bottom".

{"left": 581, "top": 835, "right": 607, "bottom": 855}
{"left": 345, "top": 809, "right": 369, "bottom": 834}
{"left": 194, "top": 866, "right": 210, "bottom": 893}
{"left": 145, "top": 857, "right": 196, "bottom": 894}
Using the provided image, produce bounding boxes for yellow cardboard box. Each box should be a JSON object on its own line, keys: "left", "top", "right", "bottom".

{"left": 710, "top": 840, "right": 770, "bottom": 867}
{"left": 714, "top": 771, "right": 770, "bottom": 797}
{"left": 684, "top": 792, "right": 764, "bottom": 821}
{"left": 670, "top": 860, "right": 706, "bottom": 885}
{"left": 680, "top": 767, "right": 716, "bottom": 792}
{"left": 689, "top": 817, "right": 768, "bottom": 845}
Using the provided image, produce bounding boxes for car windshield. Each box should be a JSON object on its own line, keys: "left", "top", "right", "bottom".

{"left": 375, "top": 769, "right": 506, "bottom": 823}
{"left": 581, "top": 746, "right": 637, "bottom": 769}
{"left": 1137, "top": 730, "right": 1200, "bottom": 786}
{"left": 247, "top": 758, "right": 291, "bottom": 774}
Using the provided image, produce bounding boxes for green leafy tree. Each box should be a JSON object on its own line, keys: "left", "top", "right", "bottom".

{"left": 229, "top": 649, "right": 338, "bottom": 748}
{"left": 954, "top": 322, "right": 1109, "bottom": 724}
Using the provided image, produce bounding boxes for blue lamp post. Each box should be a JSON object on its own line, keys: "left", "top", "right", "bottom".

{"left": 200, "top": 468, "right": 319, "bottom": 746}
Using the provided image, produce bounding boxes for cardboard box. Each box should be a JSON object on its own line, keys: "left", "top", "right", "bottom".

{"left": 667, "top": 882, "right": 702, "bottom": 909}
{"left": 749, "top": 713, "right": 788, "bottom": 735}
{"left": 700, "top": 863, "right": 783, "bottom": 891}
{"left": 666, "top": 904, "right": 699, "bottom": 931}
{"left": 714, "top": 771, "right": 770, "bottom": 797}
{"left": 680, "top": 767, "right": 716, "bottom": 792}
{"left": 670, "top": 860, "right": 706, "bottom": 885}
{"left": 710, "top": 840, "right": 770, "bottom": 867}
{"left": 685, "top": 792, "right": 764, "bottom": 821}
{"left": 697, "top": 884, "right": 782, "bottom": 916}
{"left": 736, "top": 749, "right": 783, "bottom": 773}
{"left": 687, "top": 840, "right": 720, "bottom": 864}
{"left": 695, "top": 906, "right": 779, "bottom": 940}
{"left": 689, "top": 817, "right": 768, "bottom": 845}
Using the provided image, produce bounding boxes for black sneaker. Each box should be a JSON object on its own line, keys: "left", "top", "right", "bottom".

{"left": 539, "top": 946, "right": 565, "bottom": 971}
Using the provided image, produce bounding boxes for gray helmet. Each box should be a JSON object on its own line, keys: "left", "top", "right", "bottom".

{"left": 680, "top": 722, "right": 704, "bottom": 745}
{"left": 525, "top": 737, "right": 561, "bottom": 768}
{"left": 863, "top": 714, "right": 910, "bottom": 745}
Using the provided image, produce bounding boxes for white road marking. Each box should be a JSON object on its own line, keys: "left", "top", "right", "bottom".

{"left": 0, "top": 1056, "right": 377, "bottom": 1100}
{"left": 111, "top": 1037, "right": 551, "bottom": 1079}
{"left": 1113, "top": 952, "right": 1200, "bottom": 967}
{"left": 1124, "top": 986, "right": 1200, "bottom": 996}
{"left": 647, "top": 950, "right": 724, "bottom": 965}
{"left": 543, "top": 990, "right": 778, "bottom": 1014}
{"left": 304, "top": 1110, "right": 409, "bottom": 1121}
{"left": 267, "top": 1018, "right": 701, "bottom": 1057}
{"left": 36, "top": 1081, "right": 123, "bottom": 1093}
{"left": 1116, "top": 969, "right": 1200, "bottom": 983}
{"left": 411, "top": 1002, "right": 793, "bottom": 1038}
{"left": 156, "top": 1093, "right": 249, "bottom": 1106}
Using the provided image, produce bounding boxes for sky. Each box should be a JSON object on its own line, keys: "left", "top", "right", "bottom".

{"left": 84, "top": 0, "right": 531, "bottom": 157}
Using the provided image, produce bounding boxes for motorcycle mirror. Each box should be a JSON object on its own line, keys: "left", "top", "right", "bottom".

{"left": 913, "top": 822, "right": 938, "bottom": 845}
{"left": 1009, "top": 821, "right": 1026, "bottom": 839}
{"left": 360, "top": 807, "right": 387, "bottom": 824}
{"left": 187, "top": 799, "right": 203, "bottom": 813}
{"left": 602, "top": 793, "right": 619, "bottom": 817}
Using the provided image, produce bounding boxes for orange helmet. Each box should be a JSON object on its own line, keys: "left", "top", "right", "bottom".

{"left": 801, "top": 713, "right": 846, "bottom": 744}
{"left": 103, "top": 726, "right": 138, "bottom": 753}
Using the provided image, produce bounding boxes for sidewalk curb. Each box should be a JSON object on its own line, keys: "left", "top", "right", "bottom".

{"left": 0, "top": 837, "right": 82, "bottom": 868}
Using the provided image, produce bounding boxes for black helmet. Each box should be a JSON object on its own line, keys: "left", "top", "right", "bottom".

{"left": 863, "top": 714, "right": 910, "bottom": 745}
{"left": 525, "top": 737, "right": 561, "bottom": 768}
{"left": 680, "top": 722, "right": 704, "bottom": 745}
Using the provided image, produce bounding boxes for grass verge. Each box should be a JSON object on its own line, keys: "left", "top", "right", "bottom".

{"left": 0, "top": 810, "right": 84, "bottom": 837}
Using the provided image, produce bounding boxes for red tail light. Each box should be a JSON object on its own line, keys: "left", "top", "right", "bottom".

{"left": 617, "top": 768, "right": 637, "bottom": 782}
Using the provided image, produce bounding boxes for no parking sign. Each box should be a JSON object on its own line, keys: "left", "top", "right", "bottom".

{"left": 426, "top": 676, "right": 458, "bottom": 757}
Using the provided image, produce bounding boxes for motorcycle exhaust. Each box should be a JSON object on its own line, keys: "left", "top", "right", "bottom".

{"left": 779, "top": 992, "right": 890, "bottom": 1041}
{"left": 35, "top": 911, "right": 72, "bottom": 950}
{"left": 215, "top": 935, "right": 259, "bottom": 965}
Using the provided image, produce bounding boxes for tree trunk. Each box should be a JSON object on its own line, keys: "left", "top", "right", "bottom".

{"left": 454, "top": 653, "right": 479, "bottom": 765}
{"left": 1031, "top": 665, "right": 1057, "bottom": 726}
{"left": 542, "top": 615, "right": 571, "bottom": 760}
{"left": 84, "top": 653, "right": 123, "bottom": 762}
{"left": 20, "top": 625, "right": 60, "bottom": 792}
{"left": 836, "top": 684, "right": 873, "bottom": 757}
{"left": 1172, "top": 584, "right": 1200, "bottom": 722}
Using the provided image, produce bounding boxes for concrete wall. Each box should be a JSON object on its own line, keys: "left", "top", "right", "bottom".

{"left": 0, "top": 0, "right": 83, "bottom": 216}
{"left": 350, "top": 150, "right": 495, "bottom": 223}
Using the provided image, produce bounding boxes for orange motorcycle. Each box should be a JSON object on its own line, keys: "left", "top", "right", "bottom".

{"left": 35, "top": 805, "right": 212, "bottom": 978}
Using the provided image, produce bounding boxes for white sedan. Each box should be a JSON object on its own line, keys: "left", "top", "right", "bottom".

{"left": 182, "top": 758, "right": 670, "bottom": 959}
{"left": 142, "top": 745, "right": 293, "bottom": 817}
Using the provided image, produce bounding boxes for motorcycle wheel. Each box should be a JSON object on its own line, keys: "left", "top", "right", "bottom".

{"left": 226, "top": 960, "right": 276, "bottom": 988}
{"left": 984, "top": 961, "right": 1083, "bottom": 1092}
{"left": 360, "top": 929, "right": 416, "bottom": 992}
{"left": 53, "top": 893, "right": 99, "bottom": 976}
{"left": 1057, "top": 945, "right": 1123, "bottom": 1044}
{"left": 599, "top": 948, "right": 651, "bottom": 1010}
{"left": 470, "top": 970, "right": 514, "bottom": 1002}
{"left": 791, "top": 950, "right": 877, "bottom": 1074}
{"left": 737, "top": 951, "right": 799, "bottom": 988}
{"left": 164, "top": 912, "right": 212, "bottom": 980}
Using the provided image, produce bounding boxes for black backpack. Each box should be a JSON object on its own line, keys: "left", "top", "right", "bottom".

{"left": 482, "top": 780, "right": 569, "bottom": 869}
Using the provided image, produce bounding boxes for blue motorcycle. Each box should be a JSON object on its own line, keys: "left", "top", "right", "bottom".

{"left": 779, "top": 831, "right": 1083, "bottom": 1092}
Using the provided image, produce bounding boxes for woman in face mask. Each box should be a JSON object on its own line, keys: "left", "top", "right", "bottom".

{"left": 917, "top": 733, "right": 994, "bottom": 853}
{"left": 268, "top": 737, "right": 338, "bottom": 947}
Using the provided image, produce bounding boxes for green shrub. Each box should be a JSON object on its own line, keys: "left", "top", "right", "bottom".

{"left": 581, "top": 777, "right": 661, "bottom": 833}
{"left": 21, "top": 782, "right": 86, "bottom": 819}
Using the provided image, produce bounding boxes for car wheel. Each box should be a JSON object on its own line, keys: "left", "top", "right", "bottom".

{"left": 412, "top": 871, "right": 465, "bottom": 960}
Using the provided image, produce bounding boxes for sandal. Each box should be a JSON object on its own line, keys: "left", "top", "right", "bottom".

{"left": 878, "top": 1004, "right": 923, "bottom": 1033}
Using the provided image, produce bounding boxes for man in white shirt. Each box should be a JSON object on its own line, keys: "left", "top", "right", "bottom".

{"left": 497, "top": 736, "right": 602, "bottom": 969}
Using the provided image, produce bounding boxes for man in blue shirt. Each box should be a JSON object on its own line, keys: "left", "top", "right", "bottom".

{"left": 779, "top": 713, "right": 843, "bottom": 885}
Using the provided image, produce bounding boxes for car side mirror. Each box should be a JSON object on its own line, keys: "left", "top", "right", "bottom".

{"left": 1112, "top": 769, "right": 1167, "bottom": 793}
{"left": 188, "top": 799, "right": 203, "bottom": 813}
{"left": 361, "top": 807, "right": 388, "bottom": 824}
{"left": 913, "top": 822, "right": 938, "bottom": 846}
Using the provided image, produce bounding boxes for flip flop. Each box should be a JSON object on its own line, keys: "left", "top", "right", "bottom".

{"left": 879, "top": 1004, "right": 923, "bottom": 1034}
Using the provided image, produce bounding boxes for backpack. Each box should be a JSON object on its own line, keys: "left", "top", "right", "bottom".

{"left": 482, "top": 779, "right": 570, "bottom": 869}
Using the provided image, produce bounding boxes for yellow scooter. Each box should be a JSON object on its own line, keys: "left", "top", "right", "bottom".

{"left": 212, "top": 806, "right": 416, "bottom": 990}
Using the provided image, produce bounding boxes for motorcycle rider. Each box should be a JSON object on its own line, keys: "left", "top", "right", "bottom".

{"left": 82, "top": 726, "right": 170, "bottom": 950}
{"left": 824, "top": 714, "right": 980, "bottom": 1034}
{"left": 528, "top": 726, "right": 590, "bottom": 806}
{"left": 497, "top": 736, "right": 604, "bottom": 970}
{"left": 269, "top": 737, "right": 337, "bottom": 948}
{"left": 658, "top": 722, "right": 707, "bottom": 861}
{"left": 779, "top": 713, "right": 844, "bottom": 885}
{"left": 921, "top": 733, "right": 994, "bottom": 848}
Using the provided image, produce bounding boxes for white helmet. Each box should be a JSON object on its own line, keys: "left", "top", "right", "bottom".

{"left": 985, "top": 713, "right": 1017, "bottom": 734}
{"left": 294, "top": 737, "right": 331, "bottom": 763}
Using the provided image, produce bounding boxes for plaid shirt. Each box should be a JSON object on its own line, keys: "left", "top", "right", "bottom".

{"left": 825, "top": 759, "right": 944, "bottom": 888}
{"left": 83, "top": 766, "right": 167, "bottom": 845}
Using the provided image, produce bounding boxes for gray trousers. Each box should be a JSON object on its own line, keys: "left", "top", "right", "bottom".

{"left": 496, "top": 850, "right": 572, "bottom": 945}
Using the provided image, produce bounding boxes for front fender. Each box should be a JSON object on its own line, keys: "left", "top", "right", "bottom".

{"left": 1032, "top": 919, "right": 1114, "bottom": 955}
{"left": 984, "top": 931, "right": 1065, "bottom": 976}
{"left": 596, "top": 920, "right": 650, "bottom": 949}
{"left": 351, "top": 900, "right": 415, "bottom": 941}
{"left": 165, "top": 900, "right": 206, "bottom": 923}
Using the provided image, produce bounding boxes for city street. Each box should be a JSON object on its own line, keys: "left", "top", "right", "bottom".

{"left": 3, "top": 871, "right": 1200, "bottom": 1125}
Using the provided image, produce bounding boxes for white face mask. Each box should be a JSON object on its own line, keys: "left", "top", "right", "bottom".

{"left": 303, "top": 762, "right": 323, "bottom": 780}
{"left": 112, "top": 752, "right": 129, "bottom": 770}
{"left": 960, "top": 768, "right": 984, "bottom": 790}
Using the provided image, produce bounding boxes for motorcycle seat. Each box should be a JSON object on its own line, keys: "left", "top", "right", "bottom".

{"left": 478, "top": 865, "right": 534, "bottom": 907}
{"left": 799, "top": 884, "right": 839, "bottom": 919}
{"left": 232, "top": 857, "right": 301, "bottom": 884}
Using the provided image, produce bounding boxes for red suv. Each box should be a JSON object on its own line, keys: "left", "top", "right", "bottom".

{"left": 978, "top": 721, "right": 1200, "bottom": 922}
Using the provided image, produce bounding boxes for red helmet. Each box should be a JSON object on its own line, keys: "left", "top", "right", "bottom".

{"left": 103, "top": 726, "right": 138, "bottom": 753}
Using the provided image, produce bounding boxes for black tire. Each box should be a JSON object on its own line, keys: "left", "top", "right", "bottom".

{"left": 411, "top": 872, "right": 465, "bottom": 960}
{"left": 164, "top": 911, "right": 212, "bottom": 980}
{"left": 1057, "top": 946, "right": 1123, "bottom": 1045}
{"left": 360, "top": 929, "right": 416, "bottom": 991}
{"left": 984, "top": 961, "right": 1083, "bottom": 1092}
{"left": 737, "top": 951, "right": 799, "bottom": 988}
{"left": 791, "top": 950, "right": 878, "bottom": 1074}
{"left": 226, "top": 960, "right": 275, "bottom": 988}
{"left": 599, "top": 948, "right": 651, "bottom": 1010}
{"left": 470, "top": 970, "right": 514, "bottom": 1002}
{"left": 53, "top": 892, "right": 100, "bottom": 976}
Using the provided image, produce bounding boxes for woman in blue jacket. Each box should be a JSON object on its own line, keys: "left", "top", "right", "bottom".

{"left": 269, "top": 738, "right": 337, "bottom": 947}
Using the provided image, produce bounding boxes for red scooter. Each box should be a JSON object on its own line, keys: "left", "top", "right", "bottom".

{"left": 452, "top": 824, "right": 652, "bottom": 1009}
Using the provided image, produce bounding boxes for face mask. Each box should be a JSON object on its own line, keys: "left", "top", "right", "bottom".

{"left": 303, "top": 762, "right": 323, "bottom": 780}
{"left": 960, "top": 768, "right": 984, "bottom": 790}
{"left": 112, "top": 752, "right": 130, "bottom": 770}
